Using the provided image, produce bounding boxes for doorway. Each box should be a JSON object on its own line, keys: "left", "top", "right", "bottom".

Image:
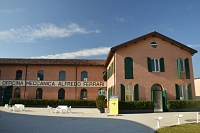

{"left": 151, "top": 84, "right": 163, "bottom": 112}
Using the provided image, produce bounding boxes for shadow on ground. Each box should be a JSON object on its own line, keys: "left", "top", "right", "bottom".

{"left": 0, "top": 111, "right": 154, "bottom": 133}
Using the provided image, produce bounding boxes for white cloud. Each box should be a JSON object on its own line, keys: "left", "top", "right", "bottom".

{"left": 31, "top": 47, "right": 111, "bottom": 59}
{"left": 167, "top": 28, "right": 174, "bottom": 32}
{"left": 187, "top": 45, "right": 200, "bottom": 48}
{"left": 0, "top": 23, "right": 100, "bottom": 42}
{"left": 114, "top": 16, "right": 125, "bottom": 23}
{"left": 0, "top": 8, "right": 25, "bottom": 13}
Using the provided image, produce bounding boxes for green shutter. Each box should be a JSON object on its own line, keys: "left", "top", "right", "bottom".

{"left": 185, "top": 58, "right": 190, "bottom": 79}
{"left": 147, "top": 57, "right": 152, "bottom": 72}
{"left": 175, "top": 84, "right": 180, "bottom": 100}
{"left": 121, "top": 84, "right": 125, "bottom": 101}
{"left": 124, "top": 57, "right": 133, "bottom": 79}
{"left": 3, "top": 86, "right": 13, "bottom": 105}
{"left": 151, "top": 90, "right": 154, "bottom": 101}
{"left": 188, "top": 84, "right": 192, "bottom": 100}
{"left": 162, "top": 90, "right": 167, "bottom": 111}
{"left": 160, "top": 58, "right": 165, "bottom": 72}
{"left": 177, "top": 58, "right": 181, "bottom": 79}
{"left": 134, "top": 84, "right": 139, "bottom": 101}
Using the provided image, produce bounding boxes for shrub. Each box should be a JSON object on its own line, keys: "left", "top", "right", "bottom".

{"left": 95, "top": 95, "right": 107, "bottom": 109}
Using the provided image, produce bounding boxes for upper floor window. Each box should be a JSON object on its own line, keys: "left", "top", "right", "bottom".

{"left": 147, "top": 57, "right": 165, "bottom": 72}
{"left": 151, "top": 41, "right": 157, "bottom": 48}
{"left": 37, "top": 70, "right": 44, "bottom": 80}
{"left": 177, "top": 58, "right": 190, "bottom": 79}
{"left": 81, "top": 71, "right": 88, "bottom": 81}
{"left": 151, "top": 58, "right": 160, "bottom": 72}
{"left": 124, "top": 57, "right": 133, "bottom": 79}
{"left": 180, "top": 59, "right": 185, "bottom": 72}
{"left": 59, "top": 71, "right": 66, "bottom": 81}
{"left": 16, "top": 70, "right": 22, "bottom": 80}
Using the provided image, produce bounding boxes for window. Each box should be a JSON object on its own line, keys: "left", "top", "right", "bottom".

{"left": 0, "top": 70, "right": 1, "bottom": 77}
{"left": 36, "top": 88, "right": 43, "bottom": 99}
{"left": 14, "top": 88, "right": 20, "bottom": 98}
{"left": 0, "top": 87, "right": 3, "bottom": 100}
{"left": 180, "top": 84, "right": 187, "bottom": 100}
{"left": 37, "top": 70, "right": 44, "bottom": 80}
{"left": 80, "top": 89, "right": 87, "bottom": 100}
{"left": 151, "top": 58, "right": 160, "bottom": 72}
{"left": 81, "top": 71, "right": 88, "bottom": 81}
{"left": 59, "top": 71, "right": 66, "bottom": 81}
{"left": 177, "top": 58, "right": 190, "bottom": 79}
{"left": 125, "top": 84, "right": 133, "bottom": 101}
{"left": 58, "top": 88, "right": 65, "bottom": 99}
{"left": 180, "top": 59, "right": 185, "bottom": 72}
{"left": 124, "top": 57, "right": 133, "bottom": 79}
{"left": 121, "top": 84, "right": 139, "bottom": 101}
{"left": 16, "top": 70, "right": 22, "bottom": 80}
{"left": 147, "top": 57, "right": 165, "bottom": 72}
{"left": 151, "top": 41, "right": 157, "bottom": 48}
{"left": 98, "top": 88, "right": 107, "bottom": 96}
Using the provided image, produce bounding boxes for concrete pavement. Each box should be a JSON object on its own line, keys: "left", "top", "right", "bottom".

{"left": 0, "top": 107, "right": 198, "bottom": 133}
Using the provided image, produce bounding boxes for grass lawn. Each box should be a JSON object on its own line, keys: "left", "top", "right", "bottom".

{"left": 155, "top": 123, "right": 200, "bottom": 133}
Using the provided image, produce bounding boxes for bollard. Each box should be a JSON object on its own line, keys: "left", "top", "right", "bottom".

{"left": 175, "top": 114, "right": 183, "bottom": 124}
{"left": 197, "top": 112, "right": 200, "bottom": 123}
{"left": 154, "top": 117, "right": 162, "bottom": 128}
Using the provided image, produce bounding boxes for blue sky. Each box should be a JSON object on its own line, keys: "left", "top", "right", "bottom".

{"left": 0, "top": 1, "right": 200, "bottom": 78}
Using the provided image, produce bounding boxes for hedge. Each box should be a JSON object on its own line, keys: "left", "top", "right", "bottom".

{"left": 119, "top": 101, "right": 154, "bottom": 110}
{"left": 167, "top": 100, "right": 200, "bottom": 109}
{"left": 9, "top": 98, "right": 96, "bottom": 107}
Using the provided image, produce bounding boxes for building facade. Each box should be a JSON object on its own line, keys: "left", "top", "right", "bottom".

{"left": 0, "top": 31, "right": 198, "bottom": 112}
{"left": 195, "top": 78, "right": 200, "bottom": 100}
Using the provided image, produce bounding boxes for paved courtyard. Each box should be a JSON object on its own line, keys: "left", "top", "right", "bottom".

{"left": 0, "top": 107, "right": 198, "bottom": 133}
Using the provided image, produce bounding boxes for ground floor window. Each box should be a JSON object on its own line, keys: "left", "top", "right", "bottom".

{"left": 180, "top": 84, "right": 187, "bottom": 100}
{"left": 58, "top": 88, "right": 65, "bottom": 99}
{"left": 14, "top": 87, "right": 20, "bottom": 98}
{"left": 36, "top": 88, "right": 43, "bottom": 99}
{"left": 80, "top": 89, "right": 87, "bottom": 100}
{"left": 125, "top": 84, "right": 133, "bottom": 101}
{"left": 98, "top": 88, "right": 106, "bottom": 96}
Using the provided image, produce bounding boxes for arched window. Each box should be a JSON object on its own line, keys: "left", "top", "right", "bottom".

{"left": 37, "top": 70, "right": 44, "bottom": 80}
{"left": 124, "top": 57, "right": 133, "bottom": 79}
{"left": 125, "top": 84, "right": 133, "bottom": 101}
{"left": 58, "top": 88, "right": 65, "bottom": 99}
{"left": 16, "top": 70, "right": 22, "bottom": 80}
{"left": 81, "top": 71, "right": 88, "bottom": 81}
{"left": 80, "top": 89, "right": 87, "bottom": 100}
{"left": 98, "top": 88, "right": 106, "bottom": 96}
{"left": 151, "top": 84, "right": 162, "bottom": 91}
{"left": 36, "top": 88, "right": 43, "bottom": 99}
{"left": 59, "top": 71, "right": 66, "bottom": 81}
{"left": 14, "top": 88, "right": 20, "bottom": 98}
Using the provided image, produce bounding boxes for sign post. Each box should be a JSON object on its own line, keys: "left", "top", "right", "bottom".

{"left": 109, "top": 95, "right": 118, "bottom": 115}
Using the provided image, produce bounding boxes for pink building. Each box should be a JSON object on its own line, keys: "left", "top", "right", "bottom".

{"left": 195, "top": 78, "right": 200, "bottom": 99}
{"left": 0, "top": 31, "right": 198, "bottom": 112}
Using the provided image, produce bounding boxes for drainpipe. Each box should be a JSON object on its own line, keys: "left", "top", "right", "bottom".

{"left": 75, "top": 65, "right": 77, "bottom": 100}
{"left": 24, "top": 64, "right": 28, "bottom": 99}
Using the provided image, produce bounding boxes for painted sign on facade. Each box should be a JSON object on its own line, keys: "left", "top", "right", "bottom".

{"left": 0, "top": 80, "right": 107, "bottom": 87}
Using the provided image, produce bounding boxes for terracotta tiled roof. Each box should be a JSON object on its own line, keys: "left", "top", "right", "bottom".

{"left": 105, "top": 31, "right": 198, "bottom": 66}
{"left": 0, "top": 58, "right": 106, "bottom": 66}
